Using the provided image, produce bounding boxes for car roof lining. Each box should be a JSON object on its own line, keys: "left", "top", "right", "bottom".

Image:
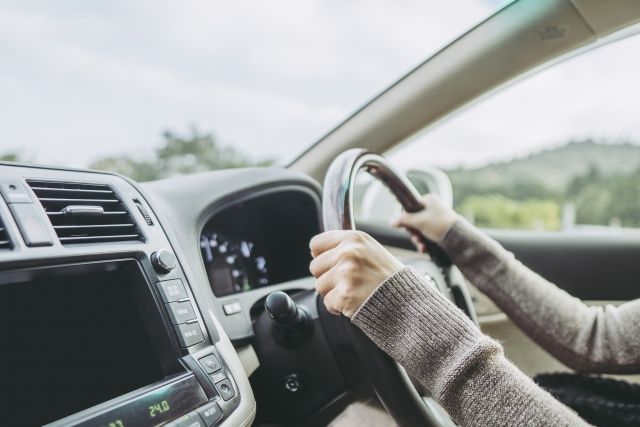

{"left": 290, "top": 0, "right": 640, "bottom": 182}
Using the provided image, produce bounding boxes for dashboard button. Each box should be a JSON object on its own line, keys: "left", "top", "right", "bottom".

{"left": 157, "top": 279, "right": 188, "bottom": 303}
{"left": 222, "top": 301, "right": 242, "bottom": 315}
{"left": 215, "top": 379, "right": 235, "bottom": 401}
{"left": 284, "top": 373, "right": 303, "bottom": 393}
{"left": 0, "top": 180, "right": 31, "bottom": 203}
{"left": 9, "top": 203, "right": 54, "bottom": 246}
{"left": 197, "top": 402, "right": 223, "bottom": 426}
{"left": 209, "top": 371, "right": 227, "bottom": 384}
{"left": 175, "top": 323, "right": 204, "bottom": 347}
{"left": 167, "top": 301, "right": 197, "bottom": 324}
{"left": 199, "top": 354, "right": 222, "bottom": 374}
{"left": 174, "top": 411, "right": 206, "bottom": 427}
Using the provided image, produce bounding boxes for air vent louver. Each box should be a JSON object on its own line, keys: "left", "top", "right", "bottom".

{"left": 27, "top": 180, "right": 143, "bottom": 245}
{"left": 0, "top": 216, "right": 12, "bottom": 249}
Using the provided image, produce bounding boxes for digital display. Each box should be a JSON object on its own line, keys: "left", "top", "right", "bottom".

{"left": 149, "top": 399, "right": 171, "bottom": 417}
{"left": 200, "top": 232, "right": 269, "bottom": 295}
{"left": 73, "top": 375, "right": 207, "bottom": 427}
{"left": 200, "top": 190, "right": 320, "bottom": 296}
{"left": 0, "top": 261, "right": 167, "bottom": 426}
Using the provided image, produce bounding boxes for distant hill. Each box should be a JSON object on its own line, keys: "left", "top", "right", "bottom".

{"left": 446, "top": 140, "right": 640, "bottom": 194}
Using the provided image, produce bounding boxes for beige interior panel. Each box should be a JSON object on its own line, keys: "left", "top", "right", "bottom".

{"left": 292, "top": 0, "right": 599, "bottom": 181}
{"left": 570, "top": 0, "right": 640, "bottom": 36}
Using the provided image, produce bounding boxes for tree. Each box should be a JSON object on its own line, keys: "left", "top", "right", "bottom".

{"left": 90, "top": 126, "right": 274, "bottom": 182}
{"left": 0, "top": 152, "right": 31, "bottom": 162}
{"left": 89, "top": 157, "right": 162, "bottom": 183}
{"left": 569, "top": 167, "right": 640, "bottom": 227}
{"left": 458, "top": 194, "right": 561, "bottom": 230}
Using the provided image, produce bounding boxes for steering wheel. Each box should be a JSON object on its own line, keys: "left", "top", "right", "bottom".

{"left": 322, "top": 149, "right": 474, "bottom": 427}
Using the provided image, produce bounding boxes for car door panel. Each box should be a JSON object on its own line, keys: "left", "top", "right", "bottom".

{"left": 362, "top": 222, "right": 640, "bottom": 301}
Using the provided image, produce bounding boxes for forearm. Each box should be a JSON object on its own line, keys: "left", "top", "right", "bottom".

{"left": 352, "top": 267, "right": 589, "bottom": 427}
{"left": 440, "top": 218, "right": 640, "bottom": 373}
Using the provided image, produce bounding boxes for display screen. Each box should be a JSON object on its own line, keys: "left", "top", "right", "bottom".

{"left": 0, "top": 261, "right": 166, "bottom": 426}
{"left": 200, "top": 190, "right": 320, "bottom": 296}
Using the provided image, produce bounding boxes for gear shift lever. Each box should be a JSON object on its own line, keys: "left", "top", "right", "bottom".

{"left": 264, "top": 291, "right": 313, "bottom": 347}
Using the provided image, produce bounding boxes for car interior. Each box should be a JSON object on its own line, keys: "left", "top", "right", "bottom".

{"left": 2, "top": 0, "right": 640, "bottom": 426}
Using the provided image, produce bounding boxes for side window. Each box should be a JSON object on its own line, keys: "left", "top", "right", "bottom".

{"left": 389, "top": 33, "right": 640, "bottom": 232}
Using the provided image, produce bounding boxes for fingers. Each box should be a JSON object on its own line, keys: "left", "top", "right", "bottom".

{"left": 322, "top": 288, "right": 343, "bottom": 316}
{"left": 409, "top": 231, "right": 426, "bottom": 253}
{"left": 310, "top": 230, "right": 370, "bottom": 257}
{"left": 310, "top": 230, "right": 349, "bottom": 257}
{"left": 391, "top": 210, "right": 413, "bottom": 228}
{"left": 309, "top": 246, "right": 340, "bottom": 278}
{"left": 315, "top": 270, "right": 336, "bottom": 297}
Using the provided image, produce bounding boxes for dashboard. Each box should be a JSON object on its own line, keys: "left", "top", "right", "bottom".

{"left": 0, "top": 162, "right": 325, "bottom": 427}
{"left": 0, "top": 161, "right": 457, "bottom": 427}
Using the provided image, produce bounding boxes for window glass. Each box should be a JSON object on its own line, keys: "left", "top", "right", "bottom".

{"left": 389, "top": 32, "right": 640, "bottom": 232}
{"left": 0, "top": 0, "right": 506, "bottom": 177}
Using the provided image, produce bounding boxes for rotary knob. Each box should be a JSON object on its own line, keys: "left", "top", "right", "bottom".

{"left": 151, "top": 249, "right": 177, "bottom": 274}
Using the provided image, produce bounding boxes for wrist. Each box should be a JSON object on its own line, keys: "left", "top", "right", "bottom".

{"left": 433, "top": 214, "right": 457, "bottom": 243}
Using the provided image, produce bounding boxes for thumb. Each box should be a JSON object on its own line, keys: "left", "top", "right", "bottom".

{"left": 391, "top": 210, "right": 414, "bottom": 229}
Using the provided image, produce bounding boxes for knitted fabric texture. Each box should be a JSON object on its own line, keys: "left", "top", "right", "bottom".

{"left": 352, "top": 217, "right": 640, "bottom": 425}
{"left": 352, "top": 266, "right": 589, "bottom": 426}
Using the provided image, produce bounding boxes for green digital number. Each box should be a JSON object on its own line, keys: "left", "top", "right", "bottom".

{"left": 149, "top": 400, "right": 171, "bottom": 418}
{"left": 107, "top": 420, "right": 124, "bottom": 427}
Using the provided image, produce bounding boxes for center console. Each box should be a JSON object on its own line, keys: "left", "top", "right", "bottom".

{"left": 0, "top": 165, "right": 246, "bottom": 427}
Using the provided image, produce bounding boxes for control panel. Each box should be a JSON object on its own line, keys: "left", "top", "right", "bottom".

{"left": 171, "top": 347, "right": 240, "bottom": 427}
{"left": 157, "top": 278, "right": 206, "bottom": 348}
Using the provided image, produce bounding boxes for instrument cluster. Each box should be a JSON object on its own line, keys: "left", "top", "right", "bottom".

{"left": 199, "top": 189, "right": 320, "bottom": 297}
{"left": 200, "top": 232, "right": 269, "bottom": 296}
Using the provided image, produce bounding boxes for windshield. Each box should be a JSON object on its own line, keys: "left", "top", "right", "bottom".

{"left": 1, "top": 0, "right": 507, "bottom": 180}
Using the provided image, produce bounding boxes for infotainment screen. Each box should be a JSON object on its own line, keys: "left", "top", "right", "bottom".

{"left": 0, "top": 261, "right": 167, "bottom": 426}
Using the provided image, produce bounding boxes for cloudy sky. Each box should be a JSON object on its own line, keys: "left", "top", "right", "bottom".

{"left": 2, "top": 1, "right": 639, "bottom": 170}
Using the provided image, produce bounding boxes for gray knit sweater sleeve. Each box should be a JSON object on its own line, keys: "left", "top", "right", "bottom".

{"left": 351, "top": 267, "right": 588, "bottom": 426}
{"left": 440, "top": 218, "right": 640, "bottom": 373}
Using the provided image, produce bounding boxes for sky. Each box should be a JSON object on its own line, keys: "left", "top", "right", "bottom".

{"left": 390, "top": 27, "right": 640, "bottom": 169}
{"left": 1, "top": 1, "right": 639, "bottom": 171}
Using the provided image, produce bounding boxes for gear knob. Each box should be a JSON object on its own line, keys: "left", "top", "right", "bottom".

{"left": 264, "top": 291, "right": 313, "bottom": 346}
{"left": 265, "top": 291, "right": 298, "bottom": 324}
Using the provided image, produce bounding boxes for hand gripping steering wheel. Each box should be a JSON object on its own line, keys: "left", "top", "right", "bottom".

{"left": 322, "top": 149, "right": 468, "bottom": 427}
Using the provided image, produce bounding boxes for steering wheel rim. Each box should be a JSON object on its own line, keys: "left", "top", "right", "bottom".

{"left": 322, "top": 148, "right": 451, "bottom": 427}
{"left": 322, "top": 149, "right": 451, "bottom": 268}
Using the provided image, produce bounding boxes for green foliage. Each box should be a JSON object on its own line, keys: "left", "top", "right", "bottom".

{"left": 89, "top": 157, "right": 162, "bottom": 183}
{"left": 452, "top": 180, "right": 560, "bottom": 208}
{"left": 449, "top": 140, "right": 640, "bottom": 230}
{"left": 448, "top": 140, "right": 640, "bottom": 194}
{"left": 458, "top": 195, "right": 561, "bottom": 230}
{"left": 0, "top": 152, "right": 31, "bottom": 163}
{"left": 569, "top": 167, "right": 640, "bottom": 227}
{"left": 90, "top": 127, "right": 274, "bottom": 182}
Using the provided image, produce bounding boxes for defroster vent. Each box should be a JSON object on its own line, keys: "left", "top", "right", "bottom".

{"left": 27, "top": 180, "right": 143, "bottom": 244}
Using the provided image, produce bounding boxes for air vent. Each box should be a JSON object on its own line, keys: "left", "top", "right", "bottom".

{"left": 0, "top": 216, "right": 12, "bottom": 249}
{"left": 27, "top": 180, "right": 143, "bottom": 245}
